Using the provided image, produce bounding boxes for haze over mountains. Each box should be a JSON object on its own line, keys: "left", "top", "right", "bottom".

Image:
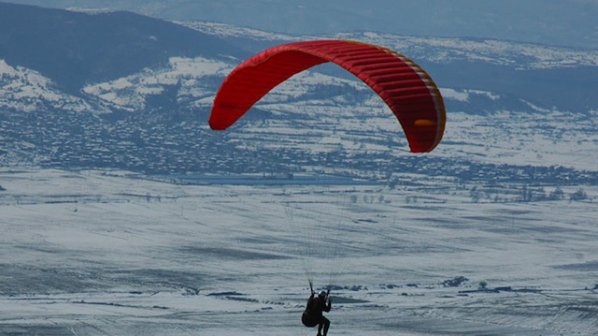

{"left": 6, "top": 0, "right": 598, "bottom": 49}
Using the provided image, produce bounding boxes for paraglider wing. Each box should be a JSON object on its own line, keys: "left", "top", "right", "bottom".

{"left": 209, "top": 40, "right": 445, "bottom": 152}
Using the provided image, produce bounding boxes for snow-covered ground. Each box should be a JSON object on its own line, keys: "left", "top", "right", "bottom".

{"left": 1, "top": 169, "right": 596, "bottom": 335}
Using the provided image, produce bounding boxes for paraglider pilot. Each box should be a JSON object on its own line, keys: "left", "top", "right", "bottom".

{"left": 302, "top": 282, "right": 332, "bottom": 336}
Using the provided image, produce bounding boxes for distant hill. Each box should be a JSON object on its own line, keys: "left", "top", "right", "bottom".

{"left": 0, "top": 2, "right": 244, "bottom": 94}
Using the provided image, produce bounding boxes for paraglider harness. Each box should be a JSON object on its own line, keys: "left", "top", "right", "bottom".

{"left": 302, "top": 281, "right": 332, "bottom": 332}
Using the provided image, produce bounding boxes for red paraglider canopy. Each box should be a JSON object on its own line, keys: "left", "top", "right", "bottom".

{"left": 209, "top": 40, "right": 445, "bottom": 152}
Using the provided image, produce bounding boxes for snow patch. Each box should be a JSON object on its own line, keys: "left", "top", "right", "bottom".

{"left": 440, "top": 88, "right": 469, "bottom": 102}
{"left": 0, "top": 59, "right": 96, "bottom": 113}
{"left": 83, "top": 57, "right": 232, "bottom": 111}
{"left": 182, "top": 21, "right": 298, "bottom": 41}
{"left": 440, "top": 88, "right": 501, "bottom": 102}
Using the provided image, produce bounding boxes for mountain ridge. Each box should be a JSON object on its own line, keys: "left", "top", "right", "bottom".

{"left": 0, "top": 2, "right": 245, "bottom": 94}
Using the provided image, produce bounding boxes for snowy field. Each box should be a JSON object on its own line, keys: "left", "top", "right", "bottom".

{"left": 1, "top": 169, "right": 597, "bottom": 335}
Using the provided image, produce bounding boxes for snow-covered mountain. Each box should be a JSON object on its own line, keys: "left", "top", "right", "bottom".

{"left": 0, "top": 2, "right": 244, "bottom": 94}
{"left": 0, "top": 2, "right": 596, "bottom": 183}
